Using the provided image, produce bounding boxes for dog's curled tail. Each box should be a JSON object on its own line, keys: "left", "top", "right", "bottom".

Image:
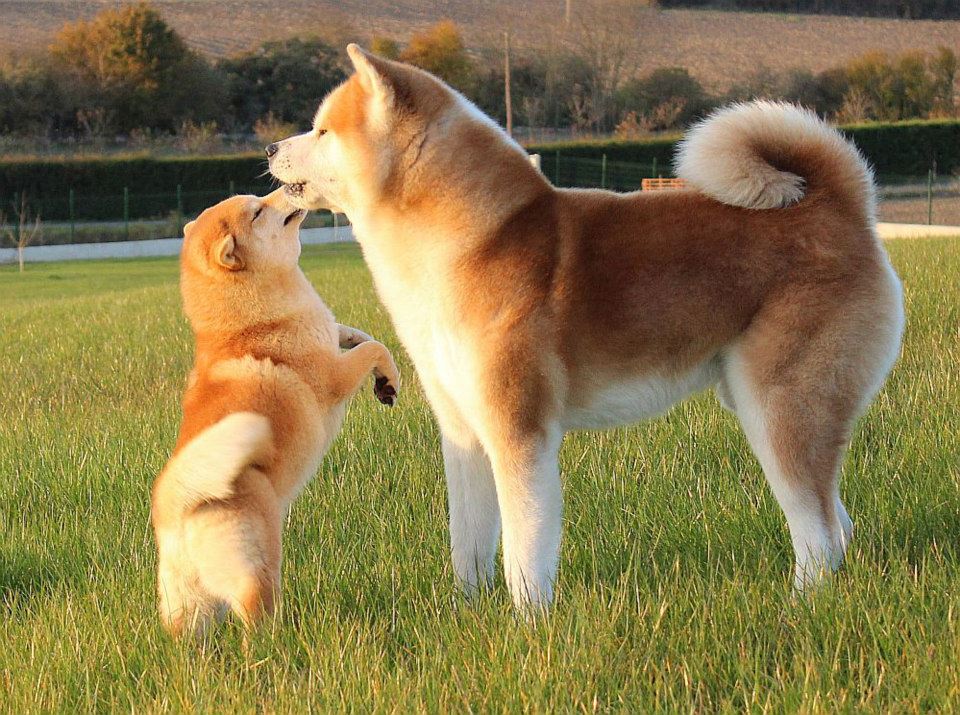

{"left": 675, "top": 100, "right": 875, "bottom": 219}
{"left": 155, "top": 412, "right": 272, "bottom": 516}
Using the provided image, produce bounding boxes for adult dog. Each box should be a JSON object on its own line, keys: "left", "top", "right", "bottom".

{"left": 268, "top": 46, "right": 903, "bottom": 611}
{"left": 152, "top": 189, "right": 399, "bottom": 637}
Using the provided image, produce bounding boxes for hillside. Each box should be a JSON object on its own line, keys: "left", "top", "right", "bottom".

{"left": 4, "top": 1, "right": 960, "bottom": 91}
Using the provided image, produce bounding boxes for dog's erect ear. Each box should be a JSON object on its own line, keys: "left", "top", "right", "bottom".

{"left": 347, "top": 44, "right": 400, "bottom": 104}
{"left": 213, "top": 234, "right": 244, "bottom": 271}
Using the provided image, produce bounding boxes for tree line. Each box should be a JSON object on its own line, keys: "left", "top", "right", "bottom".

{"left": 0, "top": 3, "right": 956, "bottom": 147}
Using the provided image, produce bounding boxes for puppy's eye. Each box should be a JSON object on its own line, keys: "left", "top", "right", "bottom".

{"left": 317, "top": 129, "right": 328, "bottom": 137}
{"left": 252, "top": 207, "right": 263, "bottom": 221}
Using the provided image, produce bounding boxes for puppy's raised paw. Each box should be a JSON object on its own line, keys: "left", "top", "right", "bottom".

{"left": 374, "top": 376, "right": 398, "bottom": 406}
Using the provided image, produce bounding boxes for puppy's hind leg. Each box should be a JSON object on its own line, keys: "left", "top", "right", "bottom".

{"left": 189, "top": 475, "right": 282, "bottom": 631}
{"left": 332, "top": 339, "right": 401, "bottom": 406}
{"left": 157, "top": 559, "right": 222, "bottom": 639}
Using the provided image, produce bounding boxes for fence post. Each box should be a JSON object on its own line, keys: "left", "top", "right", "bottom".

{"left": 69, "top": 188, "right": 75, "bottom": 244}
{"left": 927, "top": 168, "right": 933, "bottom": 225}
{"left": 555, "top": 150, "right": 560, "bottom": 185}
{"left": 13, "top": 192, "right": 19, "bottom": 247}
{"left": 601, "top": 154, "right": 607, "bottom": 189}
{"left": 651, "top": 157, "right": 658, "bottom": 178}
{"left": 229, "top": 180, "right": 235, "bottom": 197}
{"left": 123, "top": 187, "right": 130, "bottom": 241}
{"left": 176, "top": 184, "right": 183, "bottom": 236}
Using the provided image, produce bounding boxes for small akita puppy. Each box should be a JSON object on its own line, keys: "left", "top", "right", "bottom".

{"left": 268, "top": 46, "right": 904, "bottom": 611}
{"left": 151, "top": 189, "right": 400, "bottom": 637}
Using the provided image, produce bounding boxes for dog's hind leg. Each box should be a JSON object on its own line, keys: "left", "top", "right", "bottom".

{"left": 157, "top": 560, "right": 221, "bottom": 639}
{"left": 484, "top": 423, "right": 564, "bottom": 612}
{"left": 723, "top": 278, "right": 901, "bottom": 590}
{"left": 156, "top": 535, "right": 217, "bottom": 638}
{"left": 726, "top": 361, "right": 852, "bottom": 590}
{"left": 188, "top": 475, "right": 282, "bottom": 630}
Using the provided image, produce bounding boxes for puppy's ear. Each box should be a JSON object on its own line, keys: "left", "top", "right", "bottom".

{"left": 347, "top": 44, "right": 401, "bottom": 105}
{"left": 213, "top": 234, "right": 244, "bottom": 271}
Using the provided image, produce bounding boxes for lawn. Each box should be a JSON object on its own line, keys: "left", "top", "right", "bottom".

{"left": 1, "top": 239, "right": 958, "bottom": 712}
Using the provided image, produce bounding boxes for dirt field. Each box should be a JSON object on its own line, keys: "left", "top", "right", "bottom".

{"left": 5, "top": 2, "right": 960, "bottom": 91}
{"left": 878, "top": 197, "right": 960, "bottom": 226}
{"left": 878, "top": 182, "right": 960, "bottom": 226}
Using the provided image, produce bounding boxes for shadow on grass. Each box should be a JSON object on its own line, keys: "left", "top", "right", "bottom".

{"left": 0, "top": 550, "right": 86, "bottom": 611}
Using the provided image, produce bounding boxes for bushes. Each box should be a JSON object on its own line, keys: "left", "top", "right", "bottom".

{"left": 217, "top": 38, "right": 345, "bottom": 130}
{"left": 530, "top": 135, "right": 680, "bottom": 164}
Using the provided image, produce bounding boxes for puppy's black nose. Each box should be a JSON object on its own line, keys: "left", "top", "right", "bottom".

{"left": 265, "top": 143, "right": 279, "bottom": 158}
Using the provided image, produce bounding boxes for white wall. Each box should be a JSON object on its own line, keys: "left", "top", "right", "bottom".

{"left": 0, "top": 225, "right": 355, "bottom": 265}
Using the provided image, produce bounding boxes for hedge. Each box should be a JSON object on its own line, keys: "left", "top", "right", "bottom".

{"left": 1, "top": 118, "right": 957, "bottom": 221}
{"left": 529, "top": 119, "right": 960, "bottom": 182}
{"left": 0, "top": 153, "right": 270, "bottom": 221}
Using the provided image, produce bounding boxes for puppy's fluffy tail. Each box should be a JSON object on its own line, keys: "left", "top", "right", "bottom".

{"left": 155, "top": 412, "right": 272, "bottom": 516}
{"left": 674, "top": 100, "right": 875, "bottom": 220}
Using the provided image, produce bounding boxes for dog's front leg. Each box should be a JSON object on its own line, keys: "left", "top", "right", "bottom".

{"left": 443, "top": 433, "right": 501, "bottom": 595}
{"left": 337, "top": 324, "right": 374, "bottom": 350}
{"left": 486, "top": 424, "right": 564, "bottom": 613}
{"left": 332, "top": 340, "right": 400, "bottom": 405}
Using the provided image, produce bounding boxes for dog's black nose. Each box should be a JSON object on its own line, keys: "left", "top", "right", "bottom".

{"left": 265, "top": 143, "right": 279, "bottom": 158}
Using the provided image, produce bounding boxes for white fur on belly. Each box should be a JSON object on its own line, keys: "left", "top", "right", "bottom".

{"left": 563, "top": 362, "right": 718, "bottom": 430}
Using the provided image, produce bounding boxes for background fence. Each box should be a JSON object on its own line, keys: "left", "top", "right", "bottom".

{"left": 1, "top": 155, "right": 958, "bottom": 248}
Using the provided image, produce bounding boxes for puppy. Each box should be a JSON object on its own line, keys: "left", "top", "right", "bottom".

{"left": 151, "top": 189, "right": 399, "bottom": 637}
{"left": 268, "top": 47, "right": 904, "bottom": 612}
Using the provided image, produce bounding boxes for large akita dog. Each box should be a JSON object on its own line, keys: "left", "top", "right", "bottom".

{"left": 152, "top": 189, "right": 399, "bottom": 637}
{"left": 268, "top": 46, "right": 904, "bottom": 611}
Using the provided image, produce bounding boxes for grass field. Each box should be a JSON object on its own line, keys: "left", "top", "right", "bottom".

{"left": 1, "top": 239, "right": 959, "bottom": 711}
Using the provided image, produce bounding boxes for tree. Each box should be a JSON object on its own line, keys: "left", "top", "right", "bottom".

{"left": 49, "top": 2, "right": 224, "bottom": 133}
{"left": 2, "top": 194, "right": 42, "bottom": 273}
{"left": 618, "top": 67, "right": 711, "bottom": 130}
{"left": 0, "top": 55, "right": 72, "bottom": 137}
{"left": 472, "top": 48, "right": 592, "bottom": 129}
{"left": 724, "top": 66, "right": 848, "bottom": 118}
{"left": 844, "top": 50, "right": 937, "bottom": 121}
{"left": 370, "top": 36, "right": 401, "bottom": 61}
{"left": 219, "top": 37, "right": 345, "bottom": 130}
{"left": 567, "top": 0, "right": 641, "bottom": 131}
{"left": 399, "top": 20, "right": 475, "bottom": 94}
{"left": 929, "top": 46, "right": 957, "bottom": 117}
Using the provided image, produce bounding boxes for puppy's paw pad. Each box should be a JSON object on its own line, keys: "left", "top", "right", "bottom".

{"left": 374, "top": 376, "right": 398, "bottom": 406}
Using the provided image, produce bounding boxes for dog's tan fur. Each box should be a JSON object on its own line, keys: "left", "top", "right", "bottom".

{"left": 151, "top": 189, "right": 399, "bottom": 636}
{"left": 268, "top": 47, "right": 903, "bottom": 610}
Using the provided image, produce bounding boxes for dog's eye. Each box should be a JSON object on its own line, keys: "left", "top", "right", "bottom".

{"left": 252, "top": 207, "right": 263, "bottom": 221}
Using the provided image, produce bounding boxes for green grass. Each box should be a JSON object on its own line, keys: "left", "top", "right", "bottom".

{"left": 1, "top": 239, "right": 958, "bottom": 712}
